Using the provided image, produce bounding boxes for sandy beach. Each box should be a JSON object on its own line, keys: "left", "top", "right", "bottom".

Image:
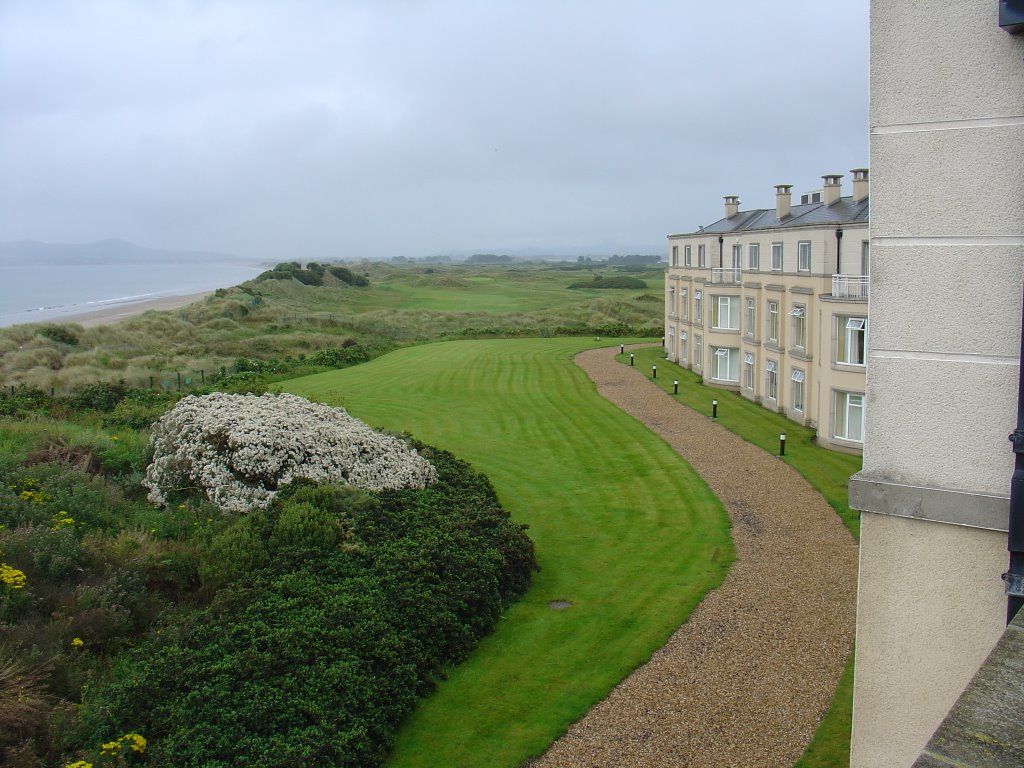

{"left": 59, "top": 291, "right": 212, "bottom": 327}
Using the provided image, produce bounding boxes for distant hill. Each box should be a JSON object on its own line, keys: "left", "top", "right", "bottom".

{"left": 0, "top": 239, "right": 257, "bottom": 266}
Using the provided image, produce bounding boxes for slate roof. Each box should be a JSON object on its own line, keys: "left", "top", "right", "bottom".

{"left": 675, "top": 195, "right": 869, "bottom": 236}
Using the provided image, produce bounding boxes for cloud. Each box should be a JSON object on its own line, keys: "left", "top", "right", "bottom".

{"left": 0, "top": 0, "right": 868, "bottom": 259}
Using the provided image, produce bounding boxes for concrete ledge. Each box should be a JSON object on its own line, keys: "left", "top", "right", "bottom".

{"left": 912, "top": 610, "right": 1024, "bottom": 767}
{"left": 849, "top": 474, "right": 1008, "bottom": 531}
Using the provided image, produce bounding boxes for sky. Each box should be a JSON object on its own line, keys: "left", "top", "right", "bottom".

{"left": 0, "top": 1, "right": 869, "bottom": 261}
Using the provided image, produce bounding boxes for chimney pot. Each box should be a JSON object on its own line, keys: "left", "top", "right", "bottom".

{"left": 775, "top": 184, "right": 793, "bottom": 219}
{"left": 822, "top": 174, "right": 843, "bottom": 206}
{"left": 851, "top": 168, "right": 869, "bottom": 202}
{"left": 724, "top": 195, "right": 740, "bottom": 218}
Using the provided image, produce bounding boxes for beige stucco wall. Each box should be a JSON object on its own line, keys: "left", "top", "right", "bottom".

{"left": 853, "top": 0, "right": 1024, "bottom": 764}
{"left": 852, "top": 512, "right": 1007, "bottom": 768}
{"left": 665, "top": 221, "right": 867, "bottom": 449}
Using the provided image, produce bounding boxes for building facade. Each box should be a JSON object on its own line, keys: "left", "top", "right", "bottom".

{"left": 849, "top": 1, "right": 1024, "bottom": 766}
{"left": 665, "top": 173, "right": 869, "bottom": 451}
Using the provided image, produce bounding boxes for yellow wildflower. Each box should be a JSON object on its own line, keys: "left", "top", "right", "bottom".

{"left": 0, "top": 563, "right": 27, "bottom": 589}
{"left": 125, "top": 733, "right": 147, "bottom": 753}
{"left": 64, "top": 761, "right": 93, "bottom": 768}
{"left": 71, "top": 637, "right": 84, "bottom": 647}
{"left": 100, "top": 741, "right": 120, "bottom": 755}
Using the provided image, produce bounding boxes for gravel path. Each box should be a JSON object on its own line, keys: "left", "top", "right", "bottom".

{"left": 532, "top": 345, "right": 858, "bottom": 768}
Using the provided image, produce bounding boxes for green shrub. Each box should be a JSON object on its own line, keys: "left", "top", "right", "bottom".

{"left": 80, "top": 444, "right": 537, "bottom": 768}
{"left": 328, "top": 265, "right": 370, "bottom": 287}
{"left": 68, "top": 382, "right": 130, "bottom": 412}
{"left": 567, "top": 275, "right": 648, "bottom": 289}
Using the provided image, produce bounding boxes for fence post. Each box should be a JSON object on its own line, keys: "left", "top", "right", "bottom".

{"left": 201, "top": 369, "right": 205, "bottom": 384}
{"left": 177, "top": 372, "right": 181, "bottom": 391}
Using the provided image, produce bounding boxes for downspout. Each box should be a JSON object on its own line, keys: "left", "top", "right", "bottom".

{"left": 718, "top": 236, "right": 724, "bottom": 268}
{"left": 835, "top": 228, "right": 843, "bottom": 275}
{"left": 1004, "top": 281, "right": 1024, "bottom": 622}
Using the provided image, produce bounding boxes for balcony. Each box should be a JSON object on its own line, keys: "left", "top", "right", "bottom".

{"left": 832, "top": 274, "right": 869, "bottom": 299}
{"left": 711, "top": 267, "right": 742, "bottom": 284}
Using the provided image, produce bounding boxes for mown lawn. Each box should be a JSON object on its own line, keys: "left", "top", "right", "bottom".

{"left": 285, "top": 337, "right": 732, "bottom": 768}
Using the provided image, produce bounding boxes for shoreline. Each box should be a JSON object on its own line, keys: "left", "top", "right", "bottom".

{"left": 60, "top": 291, "right": 213, "bottom": 327}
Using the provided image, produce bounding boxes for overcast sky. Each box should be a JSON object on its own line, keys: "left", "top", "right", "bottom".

{"left": 0, "top": 1, "right": 868, "bottom": 261}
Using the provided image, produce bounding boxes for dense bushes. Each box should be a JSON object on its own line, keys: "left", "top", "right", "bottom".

{"left": 567, "top": 275, "right": 648, "bottom": 289}
{"left": 257, "top": 261, "right": 370, "bottom": 288}
{"left": 80, "top": 447, "right": 537, "bottom": 767}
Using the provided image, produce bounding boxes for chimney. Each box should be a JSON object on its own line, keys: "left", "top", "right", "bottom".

{"left": 822, "top": 174, "right": 843, "bottom": 206}
{"left": 724, "top": 195, "right": 740, "bottom": 218}
{"left": 775, "top": 184, "right": 793, "bottom": 219}
{"left": 851, "top": 168, "right": 869, "bottom": 202}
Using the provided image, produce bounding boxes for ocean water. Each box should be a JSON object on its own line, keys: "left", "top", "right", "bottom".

{"left": 0, "top": 261, "right": 265, "bottom": 327}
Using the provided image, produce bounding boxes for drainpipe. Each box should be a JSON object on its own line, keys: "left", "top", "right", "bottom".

{"left": 835, "top": 228, "right": 843, "bottom": 274}
{"left": 718, "top": 236, "right": 724, "bottom": 268}
{"left": 1005, "top": 281, "right": 1024, "bottom": 622}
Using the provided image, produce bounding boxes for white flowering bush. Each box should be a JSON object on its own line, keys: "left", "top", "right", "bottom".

{"left": 143, "top": 392, "right": 437, "bottom": 513}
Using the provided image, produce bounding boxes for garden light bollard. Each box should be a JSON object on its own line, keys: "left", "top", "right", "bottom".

{"left": 652, "top": 365, "right": 657, "bottom": 379}
{"left": 630, "top": 353, "right": 634, "bottom": 366}
{"left": 673, "top": 380, "right": 679, "bottom": 395}
{"left": 780, "top": 433, "right": 787, "bottom": 456}
{"left": 620, "top": 344, "right": 625, "bottom": 354}
{"left": 712, "top": 399, "right": 718, "bottom": 419}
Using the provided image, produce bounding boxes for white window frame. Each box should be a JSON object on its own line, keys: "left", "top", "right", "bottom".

{"left": 766, "top": 359, "right": 778, "bottom": 400}
{"left": 861, "top": 240, "right": 870, "bottom": 276}
{"left": 744, "top": 297, "right": 756, "bottom": 337}
{"left": 671, "top": 245, "right": 679, "bottom": 266}
{"left": 771, "top": 242, "right": 783, "bottom": 271}
{"left": 743, "top": 352, "right": 754, "bottom": 390}
{"left": 680, "top": 288, "right": 688, "bottom": 320}
{"left": 697, "top": 244, "right": 706, "bottom": 268}
{"left": 684, "top": 245, "right": 692, "bottom": 267}
{"left": 712, "top": 295, "right": 740, "bottom": 330}
{"left": 680, "top": 330, "right": 688, "bottom": 364}
{"left": 695, "top": 335, "right": 703, "bottom": 370}
{"left": 731, "top": 243, "right": 742, "bottom": 269}
{"left": 834, "top": 391, "right": 865, "bottom": 442}
{"left": 767, "top": 300, "right": 779, "bottom": 343}
{"left": 712, "top": 347, "right": 740, "bottom": 383}
{"left": 790, "top": 304, "right": 807, "bottom": 349}
{"left": 694, "top": 290, "right": 703, "bottom": 323}
{"left": 748, "top": 243, "right": 760, "bottom": 271}
{"left": 797, "top": 241, "right": 811, "bottom": 272}
{"left": 837, "top": 316, "right": 867, "bottom": 366}
{"left": 791, "top": 369, "right": 805, "bottom": 412}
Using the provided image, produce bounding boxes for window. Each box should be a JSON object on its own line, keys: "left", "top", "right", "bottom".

{"left": 680, "top": 288, "right": 688, "bottom": 319}
{"left": 797, "top": 241, "right": 811, "bottom": 272}
{"left": 791, "top": 369, "right": 805, "bottom": 412}
{"left": 748, "top": 243, "right": 760, "bottom": 270}
{"left": 667, "top": 287, "right": 675, "bottom": 316}
{"left": 771, "top": 243, "right": 783, "bottom": 271}
{"left": 731, "top": 243, "right": 742, "bottom": 268}
{"left": 684, "top": 245, "right": 692, "bottom": 267}
{"left": 671, "top": 245, "right": 679, "bottom": 266}
{"left": 767, "top": 300, "right": 779, "bottom": 343}
{"left": 790, "top": 305, "right": 806, "bottom": 349}
{"left": 712, "top": 347, "right": 740, "bottom": 382}
{"left": 694, "top": 290, "right": 703, "bottom": 323}
{"left": 861, "top": 241, "right": 870, "bottom": 276}
{"left": 743, "top": 352, "right": 754, "bottom": 389}
{"left": 695, "top": 335, "right": 703, "bottom": 369}
{"left": 837, "top": 316, "right": 867, "bottom": 365}
{"left": 697, "top": 244, "right": 706, "bottom": 268}
{"left": 712, "top": 296, "right": 740, "bottom": 330}
{"left": 766, "top": 360, "right": 778, "bottom": 400}
{"left": 835, "top": 391, "right": 865, "bottom": 442}
{"left": 680, "top": 331, "right": 688, "bottom": 364}
{"left": 745, "top": 297, "right": 756, "bottom": 336}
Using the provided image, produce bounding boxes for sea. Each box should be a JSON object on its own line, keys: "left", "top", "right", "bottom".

{"left": 0, "top": 260, "right": 266, "bottom": 328}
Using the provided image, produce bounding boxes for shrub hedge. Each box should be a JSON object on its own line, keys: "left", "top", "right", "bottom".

{"left": 78, "top": 445, "right": 537, "bottom": 767}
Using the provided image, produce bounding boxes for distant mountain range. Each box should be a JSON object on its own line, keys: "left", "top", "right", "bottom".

{"left": 0, "top": 239, "right": 259, "bottom": 266}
